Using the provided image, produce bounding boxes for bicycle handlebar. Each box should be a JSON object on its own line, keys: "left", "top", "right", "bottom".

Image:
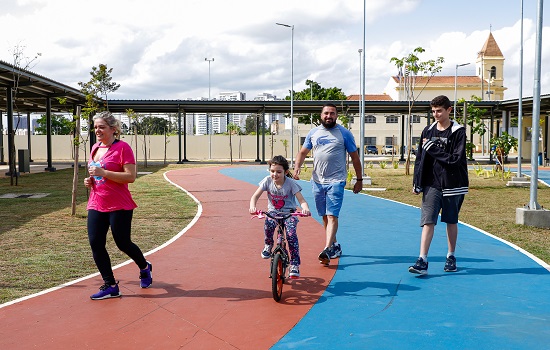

{"left": 250, "top": 210, "right": 310, "bottom": 220}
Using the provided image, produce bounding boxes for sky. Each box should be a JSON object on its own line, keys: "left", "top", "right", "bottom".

{"left": 1, "top": 0, "right": 549, "bottom": 101}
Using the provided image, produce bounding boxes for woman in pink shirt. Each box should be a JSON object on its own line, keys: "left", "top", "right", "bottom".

{"left": 84, "top": 111, "right": 152, "bottom": 300}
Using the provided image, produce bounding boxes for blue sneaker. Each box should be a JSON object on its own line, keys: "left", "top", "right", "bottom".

{"left": 289, "top": 265, "right": 300, "bottom": 279}
{"left": 90, "top": 282, "right": 121, "bottom": 300}
{"left": 329, "top": 242, "right": 342, "bottom": 259}
{"left": 139, "top": 261, "right": 153, "bottom": 288}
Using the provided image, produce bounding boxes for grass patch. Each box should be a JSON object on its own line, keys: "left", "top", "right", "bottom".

{"left": 0, "top": 164, "right": 197, "bottom": 304}
{"left": 301, "top": 165, "right": 550, "bottom": 263}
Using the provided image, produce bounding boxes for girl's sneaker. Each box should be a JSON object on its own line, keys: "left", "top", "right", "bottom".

{"left": 289, "top": 265, "right": 300, "bottom": 279}
{"left": 261, "top": 244, "right": 272, "bottom": 259}
{"left": 90, "top": 282, "right": 121, "bottom": 300}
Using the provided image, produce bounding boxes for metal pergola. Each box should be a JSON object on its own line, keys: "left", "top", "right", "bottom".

{"left": 2, "top": 58, "right": 550, "bottom": 172}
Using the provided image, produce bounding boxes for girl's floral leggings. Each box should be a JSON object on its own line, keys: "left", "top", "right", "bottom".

{"left": 264, "top": 215, "right": 300, "bottom": 266}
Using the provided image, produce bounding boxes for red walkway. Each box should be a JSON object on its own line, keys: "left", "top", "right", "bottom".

{"left": 0, "top": 166, "right": 333, "bottom": 349}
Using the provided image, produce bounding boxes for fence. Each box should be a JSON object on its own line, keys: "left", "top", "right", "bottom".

{"left": 1, "top": 134, "right": 295, "bottom": 162}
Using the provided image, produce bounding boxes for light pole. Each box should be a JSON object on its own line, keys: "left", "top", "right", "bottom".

{"left": 517, "top": 0, "right": 524, "bottom": 178}
{"left": 359, "top": 48, "right": 365, "bottom": 169}
{"left": 360, "top": 0, "right": 366, "bottom": 174}
{"left": 205, "top": 57, "right": 214, "bottom": 159}
{"left": 276, "top": 22, "right": 294, "bottom": 167}
{"left": 308, "top": 80, "right": 313, "bottom": 130}
{"left": 454, "top": 62, "right": 470, "bottom": 119}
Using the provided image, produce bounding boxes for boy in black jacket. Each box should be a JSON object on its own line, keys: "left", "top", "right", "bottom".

{"left": 409, "top": 95, "right": 469, "bottom": 275}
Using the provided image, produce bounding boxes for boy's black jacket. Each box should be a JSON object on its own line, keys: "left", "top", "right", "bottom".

{"left": 413, "top": 120, "right": 469, "bottom": 196}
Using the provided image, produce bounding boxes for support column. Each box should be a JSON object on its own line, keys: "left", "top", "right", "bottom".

{"left": 255, "top": 114, "right": 261, "bottom": 162}
{"left": 261, "top": 109, "right": 266, "bottom": 164}
{"left": 0, "top": 111, "right": 5, "bottom": 165}
{"left": 27, "top": 111, "right": 33, "bottom": 162}
{"left": 6, "top": 86, "right": 17, "bottom": 178}
{"left": 45, "top": 97, "right": 56, "bottom": 172}
{"left": 399, "top": 114, "right": 405, "bottom": 161}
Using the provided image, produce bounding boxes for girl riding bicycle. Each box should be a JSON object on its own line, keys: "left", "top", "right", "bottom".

{"left": 249, "top": 155, "right": 310, "bottom": 278}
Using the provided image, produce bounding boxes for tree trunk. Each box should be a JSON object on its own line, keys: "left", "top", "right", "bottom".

{"left": 71, "top": 107, "right": 81, "bottom": 215}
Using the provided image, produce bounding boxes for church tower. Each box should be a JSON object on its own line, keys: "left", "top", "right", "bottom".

{"left": 476, "top": 32, "right": 506, "bottom": 100}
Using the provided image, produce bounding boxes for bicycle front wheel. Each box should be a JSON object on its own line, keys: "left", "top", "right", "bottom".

{"left": 271, "top": 252, "right": 284, "bottom": 302}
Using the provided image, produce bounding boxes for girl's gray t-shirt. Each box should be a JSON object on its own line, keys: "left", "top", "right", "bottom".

{"left": 259, "top": 175, "right": 302, "bottom": 213}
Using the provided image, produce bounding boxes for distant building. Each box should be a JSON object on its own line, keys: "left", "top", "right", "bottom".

{"left": 254, "top": 93, "right": 285, "bottom": 134}
{"left": 384, "top": 32, "right": 506, "bottom": 102}
{"left": 343, "top": 32, "right": 506, "bottom": 153}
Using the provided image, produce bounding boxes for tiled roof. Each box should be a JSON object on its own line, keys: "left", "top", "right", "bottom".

{"left": 347, "top": 94, "right": 393, "bottom": 101}
{"left": 390, "top": 76, "right": 483, "bottom": 85}
{"left": 478, "top": 32, "right": 503, "bottom": 57}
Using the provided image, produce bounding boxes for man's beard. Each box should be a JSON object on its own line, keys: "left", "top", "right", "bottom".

{"left": 321, "top": 119, "right": 336, "bottom": 128}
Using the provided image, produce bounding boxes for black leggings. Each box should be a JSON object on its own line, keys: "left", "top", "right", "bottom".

{"left": 87, "top": 209, "right": 147, "bottom": 285}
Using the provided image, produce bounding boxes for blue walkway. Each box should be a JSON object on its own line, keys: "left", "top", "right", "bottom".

{"left": 220, "top": 166, "right": 550, "bottom": 350}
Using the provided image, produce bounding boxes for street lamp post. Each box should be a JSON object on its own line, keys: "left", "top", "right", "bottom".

{"left": 276, "top": 22, "right": 294, "bottom": 167}
{"left": 359, "top": 48, "right": 365, "bottom": 169}
{"left": 454, "top": 62, "right": 470, "bottom": 119}
{"left": 205, "top": 57, "right": 214, "bottom": 159}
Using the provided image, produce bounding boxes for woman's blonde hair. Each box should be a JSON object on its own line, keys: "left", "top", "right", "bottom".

{"left": 93, "top": 111, "right": 121, "bottom": 138}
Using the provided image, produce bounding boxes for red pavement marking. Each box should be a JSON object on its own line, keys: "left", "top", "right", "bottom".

{"left": 0, "top": 165, "right": 335, "bottom": 349}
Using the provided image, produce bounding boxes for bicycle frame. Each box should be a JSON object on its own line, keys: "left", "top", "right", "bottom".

{"left": 251, "top": 210, "right": 309, "bottom": 301}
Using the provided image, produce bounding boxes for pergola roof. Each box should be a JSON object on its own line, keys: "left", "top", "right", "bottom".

{"left": 0, "top": 60, "right": 87, "bottom": 114}
{"left": 106, "top": 98, "right": 501, "bottom": 117}
{"left": 0, "top": 59, "right": 549, "bottom": 119}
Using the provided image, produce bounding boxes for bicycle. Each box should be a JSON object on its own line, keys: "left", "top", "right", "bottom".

{"left": 251, "top": 210, "right": 310, "bottom": 302}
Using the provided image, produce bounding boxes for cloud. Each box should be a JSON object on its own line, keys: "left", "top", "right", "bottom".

{"left": 0, "top": 0, "right": 547, "bottom": 102}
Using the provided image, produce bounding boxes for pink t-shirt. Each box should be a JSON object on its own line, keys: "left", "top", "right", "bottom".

{"left": 86, "top": 140, "right": 138, "bottom": 212}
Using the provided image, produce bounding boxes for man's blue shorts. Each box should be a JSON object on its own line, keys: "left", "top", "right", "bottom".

{"left": 311, "top": 180, "right": 346, "bottom": 217}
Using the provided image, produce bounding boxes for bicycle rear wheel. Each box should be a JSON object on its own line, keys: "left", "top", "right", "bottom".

{"left": 271, "top": 252, "right": 284, "bottom": 302}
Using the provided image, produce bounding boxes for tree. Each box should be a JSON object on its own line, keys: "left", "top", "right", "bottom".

{"left": 126, "top": 109, "right": 148, "bottom": 167}
{"left": 35, "top": 114, "right": 73, "bottom": 135}
{"left": 490, "top": 131, "right": 518, "bottom": 171}
{"left": 390, "top": 47, "right": 444, "bottom": 174}
{"left": 135, "top": 116, "right": 172, "bottom": 135}
{"left": 456, "top": 96, "right": 488, "bottom": 160}
{"left": 78, "top": 63, "right": 120, "bottom": 145}
{"left": 292, "top": 80, "right": 347, "bottom": 126}
{"left": 73, "top": 64, "right": 121, "bottom": 211}
{"left": 245, "top": 115, "right": 266, "bottom": 135}
{"left": 227, "top": 123, "right": 240, "bottom": 163}
{"left": 78, "top": 64, "right": 120, "bottom": 110}
{"left": 6, "top": 43, "right": 41, "bottom": 185}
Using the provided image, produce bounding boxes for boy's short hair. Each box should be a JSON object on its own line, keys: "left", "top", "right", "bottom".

{"left": 430, "top": 95, "right": 452, "bottom": 109}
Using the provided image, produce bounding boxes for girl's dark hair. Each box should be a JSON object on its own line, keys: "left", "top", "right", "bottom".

{"left": 268, "top": 155, "right": 293, "bottom": 177}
